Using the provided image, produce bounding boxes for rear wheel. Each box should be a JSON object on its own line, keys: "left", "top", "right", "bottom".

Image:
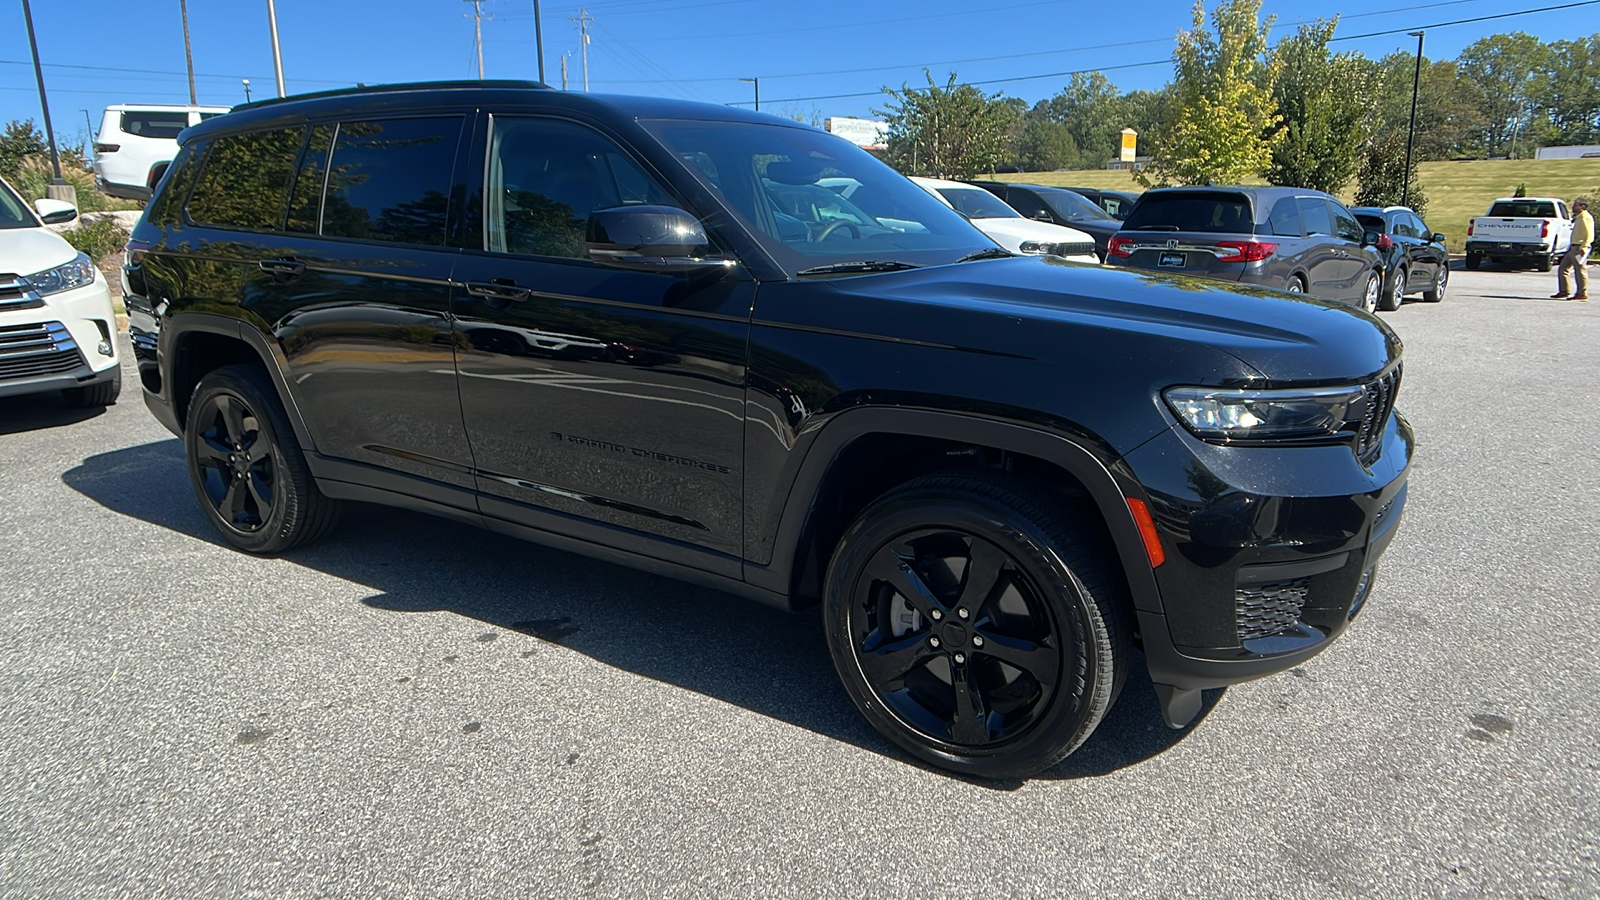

{"left": 1285, "top": 276, "right": 1305, "bottom": 294}
{"left": 185, "top": 364, "right": 341, "bottom": 554}
{"left": 1465, "top": 253, "right": 1481, "bottom": 270}
{"left": 1360, "top": 273, "right": 1381, "bottom": 313}
{"left": 1537, "top": 254, "right": 1554, "bottom": 273}
{"left": 823, "top": 472, "right": 1131, "bottom": 778}
{"left": 1423, "top": 265, "right": 1447, "bottom": 302}
{"left": 1378, "top": 268, "right": 1405, "bottom": 311}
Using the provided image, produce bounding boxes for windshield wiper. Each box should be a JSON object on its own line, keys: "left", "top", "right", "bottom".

{"left": 795, "top": 260, "right": 921, "bottom": 277}
{"left": 955, "top": 248, "right": 1014, "bottom": 263}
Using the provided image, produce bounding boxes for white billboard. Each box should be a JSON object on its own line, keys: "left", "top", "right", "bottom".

{"left": 826, "top": 117, "right": 888, "bottom": 149}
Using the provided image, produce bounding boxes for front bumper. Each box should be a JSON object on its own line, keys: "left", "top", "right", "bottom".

{"left": 1119, "top": 405, "right": 1413, "bottom": 723}
{"left": 0, "top": 278, "right": 118, "bottom": 399}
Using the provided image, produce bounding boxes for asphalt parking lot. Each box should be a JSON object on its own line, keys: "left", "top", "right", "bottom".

{"left": 2, "top": 264, "right": 1596, "bottom": 899}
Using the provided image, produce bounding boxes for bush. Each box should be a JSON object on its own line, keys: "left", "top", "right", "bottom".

{"left": 59, "top": 215, "right": 129, "bottom": 259}
{"left": 11, "top": 154, "right": 140, "bottom": 214}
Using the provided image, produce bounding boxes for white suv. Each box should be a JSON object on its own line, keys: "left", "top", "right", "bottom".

{"left": 94, "top": 104, "right": 229, "bottom": 201}
{"left": 0, "top": 177, "right": 120, "bottom": 407}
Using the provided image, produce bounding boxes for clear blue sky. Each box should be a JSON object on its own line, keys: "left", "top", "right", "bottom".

{"left": 3, "top": 0, "right": 1596, "bottom": 149}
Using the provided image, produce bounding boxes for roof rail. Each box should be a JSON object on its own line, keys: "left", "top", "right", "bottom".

{"left": 234, "top": 79, "right": 552, "bottom": 113}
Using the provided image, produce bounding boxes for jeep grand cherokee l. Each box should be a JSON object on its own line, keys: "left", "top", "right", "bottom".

{"left": 125, "top": 82, "right": 1410, "bottom": 778}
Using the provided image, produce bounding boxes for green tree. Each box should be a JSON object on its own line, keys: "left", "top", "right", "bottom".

{"left": 1354, "top": 132, "right": 1427, "bottom": 218}
{"left": 1038, "top": 72, "right": 1129, "bottom": 166}
{"left": 1142, "top": 0, "right": 1282, "bottom": 187}
{"left": 1532, "top": 35, "right": 1600, "bottom": 145}
{"left": 0, "top": 119, "right": 46, "bottom": 181}
{"left": 1265, "top": 19, "right": 1369, "bottom": 193}
{"left": 1015, "top": 117, "right": 1078, "bottom": 171}
{"left": 1459, "top": 32, "right": 1551, "bottom": 157}
{"left": 877, "top": 71, "right": 1019, "bottom": 178}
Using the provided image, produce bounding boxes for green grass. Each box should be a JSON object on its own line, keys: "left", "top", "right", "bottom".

{"left": 988, "top": 158, "right": 1600, "bottom": 253}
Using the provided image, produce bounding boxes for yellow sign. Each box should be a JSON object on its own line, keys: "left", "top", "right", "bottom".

{"left": 1120, "top": 129, "right": 1138, "bottom": 163}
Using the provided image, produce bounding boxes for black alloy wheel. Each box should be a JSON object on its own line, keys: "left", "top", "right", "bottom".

{"left": 824, "top": 473, "right": 1130, "bottom": 778}
{"left": 1379, "top": 268, "right": 1405, "bottom": 311}
{"left": 185, "top": 365, "right": 340, "bottom": 554}
{"left": 1423, "top": 265, "right": 1447, "bottom": 302}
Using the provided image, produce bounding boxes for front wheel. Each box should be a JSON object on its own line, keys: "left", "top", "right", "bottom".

{"left": 1379, "top": 268, "right": 1405, "bottom": 311}
{"left": 1360, "top": 273, "right": 1381, "bottom": 313}
{"left": 1423, "top": 264, "right": 1447, "bottom": 302}
{"left": 823, "top": 472, "right": 1131, "bottom": 778}
{"left": 185, "top": 364, "right": 341, "bottom": 554}
{"left": 63, "top": 366, "right": 121, "bottom": 408}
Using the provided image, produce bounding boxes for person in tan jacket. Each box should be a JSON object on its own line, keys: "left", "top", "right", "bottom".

{"left": 1553, "top": 197, "right": 1592, "bottom": 300}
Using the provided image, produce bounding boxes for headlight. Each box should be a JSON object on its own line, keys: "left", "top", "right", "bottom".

{"left": 26, "top": 252, "right": 97, "bottom": 295}
{"left": 1164, "top": 385, "right": 1364, "bottom": 443}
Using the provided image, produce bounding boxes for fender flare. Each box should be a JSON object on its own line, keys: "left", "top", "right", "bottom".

{"left": 164, "top": 311, "right": 319, "bottom": 453}
{"left": 744, "top": 406, "right": 1165, "bottom": 616}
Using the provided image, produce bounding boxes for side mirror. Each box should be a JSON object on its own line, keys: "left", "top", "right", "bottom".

{"left": 585, "top": 205, "right": 732, "bottom": 274}
{"left": 1031, "top": 212, "right": 1053, "bottom": 222}
{"left": 1431, "top": 232, "right": 1447, "bottom": 244}
{"left": 1361, "top": 230, "right": 1382, "bottom": 247}
{"left": 34, "top": 198, "right": 77, "bottom": 225}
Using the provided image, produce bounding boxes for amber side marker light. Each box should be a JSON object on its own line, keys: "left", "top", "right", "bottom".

{"left": 1126, "top": 497, "right": 1166, "bottom": 568}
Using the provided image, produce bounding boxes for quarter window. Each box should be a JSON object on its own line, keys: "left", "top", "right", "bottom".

{"left": 1268, "top": 197, "right": 1302, "bottom": 237}
{"left": 121, "top": 111, "right": 189, "bottom": 139}
{"left": 320, "top": 118, "right": 462, "bottom": 246}
{"left": 486, "top": 117, "right": 675, "bottom": 259}
{"left": 186, "top": 126, "right": 305, "bottom": 231}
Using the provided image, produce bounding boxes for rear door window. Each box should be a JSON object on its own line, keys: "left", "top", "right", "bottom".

{"left": 1269, "top": 198, "right": 1303, "bottom": 237}
{"left": 121, "top": 111, "right": 189, "bottom": 139}
{"left": 1296, "top": 197, "right": 1333, "bottom": 236}
{"left": 186, "top": 126, "right": 305, "bottom": 231}
{"left": 320, "top": 117, "right": 463, "bottom": 247}
{"left": 1122, "top": 192, "right": 1253, "bottom": 233}
{"left": 1005, "top": 188, "right": 1050, "bottom": 220}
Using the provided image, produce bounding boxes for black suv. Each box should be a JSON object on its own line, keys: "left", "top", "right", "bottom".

{"left": 1107, "top": 186, "right": 1385, "bottom": 311}
{"left": 126, "top": 82, "right": 1410, "bottom": 778}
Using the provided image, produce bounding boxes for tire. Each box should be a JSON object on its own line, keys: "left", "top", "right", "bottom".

{"left": 62, "top": 365, "right": 121, "bottom": 408}
{"left": 185, "top": 364, "right": 340, "bottom": 554}
{"left": 1465, "top": 253, "right": 1481, "bottom": 271}
{"left": 1360, "top": 273, "right": 1381, "bottom": 313}
{"left": 1423, "top": 264, "right": 1447, "bottom": 302}
{"left": 1285, "top": 276, "right": 1305, "bottom": 294}
{"left": 1378, "top": 268, "right": 1405, "bottom": 311}
{"left": 822, "top": 472, "right": 1132, "bottom": 778}
{"left": 1537, "top": 254, "right": 1554, "bottom": 273}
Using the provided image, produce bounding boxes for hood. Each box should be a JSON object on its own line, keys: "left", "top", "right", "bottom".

{"left": 0, "top": 226, "right": 79, "bottom": 277}
{"left": 830, "top": 255, "right": 1402, "bottom": 385}
{"left": 971, "top": 216, "right": 1094, "bottom": 252}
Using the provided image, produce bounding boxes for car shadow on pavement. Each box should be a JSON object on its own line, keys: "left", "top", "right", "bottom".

{"left": 0, "top": 391, "right": 108, "bottom": 435}
{"left": 64, "top": 438, "right": 1215, "bottom": 785}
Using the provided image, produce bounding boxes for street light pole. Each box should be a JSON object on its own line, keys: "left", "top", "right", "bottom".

{"left": 180, "top": 0, "right": 197, "bottom": 105}
{"left": 1402, "top": 30, "right": 1424, "bottom": 207}
{"left": 533, "top": 0, "right": 546, "bottom": 84}
{"left": 266, "top": 0, "right": 286, "bottom": 97}
{"left": 20, "top": 0, "right": 65, "bottom": 189}
{"left": 739, "top": 76, "right": 759, "bottom": 111}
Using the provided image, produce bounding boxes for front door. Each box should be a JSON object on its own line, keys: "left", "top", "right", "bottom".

{"left": 451, "top": 115, "right": 753, "bottom": 563}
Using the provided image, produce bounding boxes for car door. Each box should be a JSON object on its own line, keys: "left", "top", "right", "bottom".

{"left": 1328, "top": 200, "right": 1374, "bottom": 301}
{"left": 1407, "top": 212, "right": 1446, "bottom": 285}
{"left": 450, "top": 114, "right": 754, "bottom": 565}
{"left": 1391, "top": 212, "right": 1431, "bottom": 290}
{"left": 184, "top": 116, "right": 477, "bottom": 498}
{"left": 1295, "top": 196, "right": 1345, "bottom": 297}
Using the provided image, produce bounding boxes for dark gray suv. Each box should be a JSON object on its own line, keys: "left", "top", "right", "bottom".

{"left": 1106, "top": 186, "right": 1384, "bottom": 311}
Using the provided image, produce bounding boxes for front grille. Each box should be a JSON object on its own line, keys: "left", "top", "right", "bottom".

{"left": 0, "top": 321, "right": 85, "bottom": 382}
{"left": 0, "top": 275, "right": 44, "bottom": 312}
{"left": 1356, "top": 365, "right": 1401, "bottom": 462}
{"left": 1050, "top": 241, "right": 1097, "bottom": 258}
{"left": 1236, "top": 578, "right": 1310, "bottom": 642}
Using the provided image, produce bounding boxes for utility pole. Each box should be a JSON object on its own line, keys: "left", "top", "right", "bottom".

{"left": 739, "top": 76, "right": 759, "bottom": 111}
{"left": 20, "top": 0, "right": 68, "bottom": 199}
{"left": 242, "top": 79, "right": 252, "bottom": 103}
{"left": 464, "top": 0, "right": 488, "bottom": 80}
{"left": 561, "top": 53, "right": 569, "bottom": 91}
{"left": 570, "top": 8, "right": 591, "bottom": 92}
{"left": 180, "top": 0, "right": 197, "bottom": 105}
{"left": 1402, "top": 31, "right": 1423, "bottom": 207}
{"left": 266, "top": 0, "right": 286, "bottom": 97}
{"left": 533, "top": 0, "right": 546, "bottom": 84}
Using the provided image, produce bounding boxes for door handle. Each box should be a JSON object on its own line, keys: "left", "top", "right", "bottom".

{"left": 464, "top": 281, "right": 531, "bottom": 303}
{"left": 258, "top": 257, "right": 305, "bottom": 278}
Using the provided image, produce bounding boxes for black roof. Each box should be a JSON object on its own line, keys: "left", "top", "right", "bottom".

{"left": 181, "top": 80, "right": 794, "bottom": 145}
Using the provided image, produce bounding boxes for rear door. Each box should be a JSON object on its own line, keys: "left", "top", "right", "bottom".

{"left": 1295, "top": 197, "right": 1347, "bottom": 298}
{"left": 1328, "top": 201, "right": 1374, "bottom": 301}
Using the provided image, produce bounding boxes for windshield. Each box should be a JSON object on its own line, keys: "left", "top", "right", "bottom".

{"left": 936, "top": 186, "right": 1020, "bottom": 219}
{"left": 1041, "top": 189, "right": 1115, "bottom": 222}
{"left": 0, "top": 179, "right": 35, "bottom": 229}
{"left": 644, "top": 119, "right": 991, "bottom": 275}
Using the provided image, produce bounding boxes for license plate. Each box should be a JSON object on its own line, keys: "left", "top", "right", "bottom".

{"left": 1498, "top": 243, "right": 1512, "bottom": 249}
{"left": 1158, "top": 252, "right": 1186, "bottom": 267}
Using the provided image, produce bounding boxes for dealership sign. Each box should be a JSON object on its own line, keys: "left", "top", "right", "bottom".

{"left": 826, "top": 117, "right": 888, "bottom": 149}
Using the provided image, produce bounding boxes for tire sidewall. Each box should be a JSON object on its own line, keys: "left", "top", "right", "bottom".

{"left": 823, "top": 489, "right": 1109, "bottom": 777}
{"left": 184, "top": 367, "right": 296, "bottom": 554}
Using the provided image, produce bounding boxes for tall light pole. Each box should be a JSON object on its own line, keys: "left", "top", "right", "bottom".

{"left": 739, "top": 76, "right": 759, "bottom": 111}
{"left": 20, "top": 0, "right": 66, "bottom": 194}
{"left": 533, "top": 0, "right": 546, "bottom": 84}
{"left": 266, "top": 0, "right": 286, "bottom": 97}
{"left": 1402, "top": 31, "right": 1423, "bottom": 207}
{"left": 180, "top": 0, "right": 197, "bottom": 105}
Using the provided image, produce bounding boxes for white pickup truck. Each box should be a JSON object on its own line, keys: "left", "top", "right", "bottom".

{"left": 1465, "top": 197, "right": 1573, "bottom": 271}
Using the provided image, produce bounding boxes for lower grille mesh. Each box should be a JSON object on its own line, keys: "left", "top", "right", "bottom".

{"left": 1236, "top": 579, "right": 1310, "bottom": 642}
{"left": 0, "top": 321, "right": 85, "bottom": 382}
